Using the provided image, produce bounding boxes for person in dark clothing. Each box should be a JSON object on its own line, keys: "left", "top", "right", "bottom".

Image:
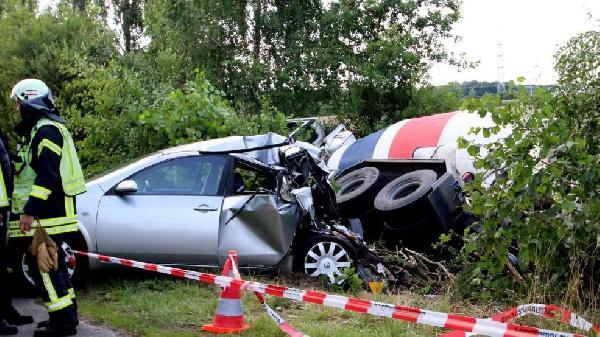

{"left": 0, "top": 131, "right": 34, "bottom": 335}
{"left": 8, "top": 79, "right": 86, "bottom": 337}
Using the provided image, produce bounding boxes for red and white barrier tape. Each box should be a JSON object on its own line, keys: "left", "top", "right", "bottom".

{"left": 227, "top": 253, "right": 308, "bottom": 337}
{"left": 493, "top": 304, "right": 599, "bottom": 333}
{"left": 75, "top": 251, "right": 588, "bottom": 337}
{"left": 254, "top": 291, "right": 308, "bottom": 337}
{"left": 441, "top": 304, "right": 599, "bottom": 337}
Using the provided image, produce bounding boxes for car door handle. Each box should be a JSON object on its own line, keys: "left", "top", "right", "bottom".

{"left": 194, "top": 204, "right": 218, "bottom": 212}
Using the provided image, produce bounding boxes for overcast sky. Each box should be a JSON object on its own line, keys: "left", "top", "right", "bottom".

{"left": 40, "top": 0, "right": 599, "bottom": 85}
{"left": 429, "top": 0, "right": 600, "bottom": 85}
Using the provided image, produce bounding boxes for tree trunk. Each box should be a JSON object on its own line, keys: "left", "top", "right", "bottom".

{"left": 252, "top": 0, "right": 262, "bottom": 60}
{"left": 250, "top": 0, "right": 262, "bottom": 101}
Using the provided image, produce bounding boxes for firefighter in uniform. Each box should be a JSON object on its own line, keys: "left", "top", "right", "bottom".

{"left": 8, "top": 79, "right": 86, "bottom": 337}
{"left": 1, "top": 130, "right": 34, "bottom": 335}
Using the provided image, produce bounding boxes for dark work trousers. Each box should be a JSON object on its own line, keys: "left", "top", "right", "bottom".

{"left": 25, "top": 234, "right": 78, "bottom": 327}
{"left": 0, "top": 210, "right": 18, "bottom": 321}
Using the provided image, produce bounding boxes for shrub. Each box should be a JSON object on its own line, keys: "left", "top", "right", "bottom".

{"left": 460, "top": 32, "right": 600, "bottom": 305}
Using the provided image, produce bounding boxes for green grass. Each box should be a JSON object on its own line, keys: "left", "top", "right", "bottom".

{"left": 77, "top": 270, "right": 599, "bottom": 337}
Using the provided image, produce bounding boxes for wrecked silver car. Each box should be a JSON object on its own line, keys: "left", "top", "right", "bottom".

{"left": 10, "top": 133, "right": 386, "bottom": 287}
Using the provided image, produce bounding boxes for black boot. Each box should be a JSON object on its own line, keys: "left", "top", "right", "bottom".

{"left": 0, "top": 321, "right": 17, "bottom": 336}
{"left": 33, "top": 324, "right": 77, "bottom": 337}
{"left": 4, "top": 311, "right": 34, "bottom": 326}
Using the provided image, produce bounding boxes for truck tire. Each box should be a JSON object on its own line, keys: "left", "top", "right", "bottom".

{"left": 374, "top": 169, "right": 437, "bottom": 216}
{"left": 335, "top": 167, "right": 385, "bottom": 218}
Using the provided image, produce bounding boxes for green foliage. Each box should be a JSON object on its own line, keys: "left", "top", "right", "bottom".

{"left": 63, "top": 66, "right": 286, "bottom": 177}
{"left": 230, "top": 96, "right": 289, "bottom": 136}
{"left": 0, "top": 3, "right": 288, "bottom": 177}
{"left": 0, "top": 2, "right": 116, "bottom": 147}
{"left": 144, "top": 0, "right": 463, "bottom": 135}
{"left": 461, "top": 92, "right": 502, "bottom": 113}
{"left": 456, "top": 80, "right": 554, "bottom": 99}
{"left": 320, "top": 267, "right": 364, "bottom": 295}
{"left": 59, "top": 55, "right": 149, "bottom": 176}
{"left": 0, "top": 0, "right": 463, "bottom": 177}
{"left": 341, "top": 82, "right": 465, "bottom": 136}
{"left": 401, "top": 83, "right": 463, "bottom": 120}
{"left": 139, "top": 71, "right": 287, "bottom": 150}
{"left": 460, "top": 32, "right": 600, "bottom": 305}
{"left": 139, "top": 71, "right": 236, "bottom": 148}
{"left": 340, "top": 82, "right": 464, "bottom": 136}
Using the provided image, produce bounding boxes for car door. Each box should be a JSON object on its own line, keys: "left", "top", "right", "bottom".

{"left": 217, "top": 160, "right": 301, "bottom": 267}
{"left": 96, "top": 155, "right": 228, "bottom": 266}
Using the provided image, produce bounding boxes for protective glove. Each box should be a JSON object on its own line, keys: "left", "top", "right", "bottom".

{"left": 46, "top": 242, "right": 59, "bottom": 271}
{"left": 29, "top": 225, "right": 44, "bottom": 256}
{"left": 30, "top": 222, "right": 59, "bottom": 273}
{"left": 37, "top": 242, "right": 55, "bottom": 273}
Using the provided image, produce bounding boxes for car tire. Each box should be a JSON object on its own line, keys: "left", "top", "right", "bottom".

{"left": 294, "top": 235, "right": 356, "bottom": 285}
{"left": 335, "top": 167, "right": 385, "bottom": 218}
{"left": 10, "top": 242, "right": 36, "bottom": 295}
{"left": 11, "top": 233, "right": 88, "bottom": 293}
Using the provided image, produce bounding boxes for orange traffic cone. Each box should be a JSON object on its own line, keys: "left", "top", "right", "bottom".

{"left": 202, "top": 251, "right": 250, "bottom": 334}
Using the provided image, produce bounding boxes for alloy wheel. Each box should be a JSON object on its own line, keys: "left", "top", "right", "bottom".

{"left": 304, "top": 241, "right": 352, "bottom": 284}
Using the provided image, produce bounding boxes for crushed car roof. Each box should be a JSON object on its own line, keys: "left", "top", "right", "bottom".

{"left": 159, "top": 133, "right": 288, "bottom": 165}
{"left": 159, "top": 133, "right": 322, "bottom": 167}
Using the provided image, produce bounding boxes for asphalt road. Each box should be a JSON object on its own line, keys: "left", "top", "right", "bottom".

{"left": 11, "top": 298, "right": 120, "bottom": 337}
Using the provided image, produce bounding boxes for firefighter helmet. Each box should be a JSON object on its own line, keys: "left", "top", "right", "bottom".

{"left": 10, "top": 79, "right": 64, "bottom": 123}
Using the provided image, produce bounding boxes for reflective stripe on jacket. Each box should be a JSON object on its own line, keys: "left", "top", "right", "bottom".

{"left": 0, "top": 133, "right": 11, "bottom": 208}
{"left": 10, "top": 117, "right": 85, "bottom": 237}
{"left": 0, "top": 166, "right": 8, "bottom": 207}
{"left": 37, "top": 118, "right": 86, "bottom": 197}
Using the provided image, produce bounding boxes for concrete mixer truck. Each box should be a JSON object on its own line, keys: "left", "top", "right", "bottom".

{"left": 293, "top": 111, "right": 511, "bottom": 246}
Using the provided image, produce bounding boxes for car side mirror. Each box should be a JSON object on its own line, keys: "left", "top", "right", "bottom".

{"left": 115, "top": 180, "right": 138, "bottom": 194}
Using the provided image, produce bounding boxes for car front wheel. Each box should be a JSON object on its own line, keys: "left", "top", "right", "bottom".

{"left": 297, "top": 235, "right": 355, "bottom": 284}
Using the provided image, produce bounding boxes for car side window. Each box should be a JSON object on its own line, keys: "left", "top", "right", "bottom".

{"left": 233, "top": 163, "right": 277, "bottom": 194}
{"left": 131, "top": 156, "right": 226, "bottom": 195}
